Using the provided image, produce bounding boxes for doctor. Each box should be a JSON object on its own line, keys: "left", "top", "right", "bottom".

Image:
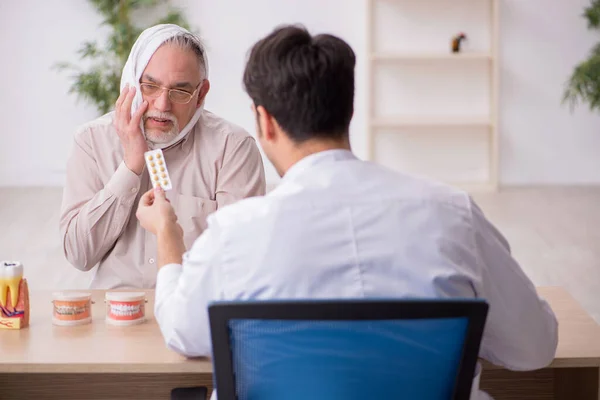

{"left": 136, "top": 25, "right": 558, "bottom": 399}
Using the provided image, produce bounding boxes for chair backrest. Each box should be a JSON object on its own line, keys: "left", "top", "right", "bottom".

{"left": 209, "top": 299, "right": 488, "bottom": 400}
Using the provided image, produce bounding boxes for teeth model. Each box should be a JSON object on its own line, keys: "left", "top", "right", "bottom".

{"left": 110, "top": 304, "right": 141, "bottom": 316}
{"left": 0, "top": 261, "right": 23, "bottom": 308}
{"left": 0, "top": 260, "right": 29, "bottom": 330}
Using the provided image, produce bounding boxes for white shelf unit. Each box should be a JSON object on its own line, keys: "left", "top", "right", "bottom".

{"left": 371, "top": 116, "right": 491, "bottom": 129}
{"left": 366, "top": 0, "right": 500, "bottom": 192}
{"left": 371, "top": 52, "right": 493, "bottom": 61}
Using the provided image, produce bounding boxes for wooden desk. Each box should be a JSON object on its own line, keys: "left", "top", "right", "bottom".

{"left": 480, "top": 286, "right": 600, "bottom": 400}
{"left": 0, "top": 290, "right": 213, "bottom": 400}
{"left": 1, "top": 287, "right": 599, "bottom": 399}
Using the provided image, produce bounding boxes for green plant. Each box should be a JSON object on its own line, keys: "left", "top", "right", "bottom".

{"left": 55, "top": 0, "right": 192, "bottom": 115}
{"left": 563, "top": 0, "right": 600, "bottom": 112}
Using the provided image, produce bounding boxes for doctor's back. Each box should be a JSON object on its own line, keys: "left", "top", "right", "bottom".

{"left": 151, "top": 25, "right": 558, "bottom": 400}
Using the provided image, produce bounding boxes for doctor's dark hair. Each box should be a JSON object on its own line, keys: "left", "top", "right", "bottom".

{"left": 243, "top": 25, "right": 355, "bottom": 143}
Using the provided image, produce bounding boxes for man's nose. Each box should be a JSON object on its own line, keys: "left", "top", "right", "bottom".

{"left": 152, "top": 89, "right": 172, "bottom": 112}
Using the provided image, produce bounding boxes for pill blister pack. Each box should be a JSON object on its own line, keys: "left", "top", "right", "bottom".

{"left": 144, "top": 149, "right": 172, "bottom": 191}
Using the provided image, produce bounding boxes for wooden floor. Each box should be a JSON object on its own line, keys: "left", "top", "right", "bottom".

{"left": 1, "top": 186, "right": 599, "bottom": 323}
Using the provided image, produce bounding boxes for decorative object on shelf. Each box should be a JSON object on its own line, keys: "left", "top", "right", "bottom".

{"left": 0, "top": 261, "right": 30, "bottom": 330}
{"left": 451, "top": 32, "right": 467, "bottom": 53}
{"left": 54, "top": 0, "right": 194, "bottom": 116}
{"left": 563, "top": 0, "right": 600, "bottom": 112}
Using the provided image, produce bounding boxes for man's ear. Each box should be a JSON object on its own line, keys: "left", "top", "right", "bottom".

{"left": 196, "top": 79, "right": 210, "bottom": 108}
{"left": 256, "top": 105, "right": 276, "bottom": 142}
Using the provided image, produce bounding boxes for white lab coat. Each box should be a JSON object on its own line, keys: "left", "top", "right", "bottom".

{"left": 155, "top": 149, "right": 558, "bottom": 400}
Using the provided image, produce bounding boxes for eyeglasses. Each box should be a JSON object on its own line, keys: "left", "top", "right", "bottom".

{"left": 139, "top": 81, "right": 202, "bottom": 104}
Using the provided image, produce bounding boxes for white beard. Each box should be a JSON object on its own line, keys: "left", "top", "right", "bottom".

{"left": 143, "top": 111, "right": 180, "bottom": 145}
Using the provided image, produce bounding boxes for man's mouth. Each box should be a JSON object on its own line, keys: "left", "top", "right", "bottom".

{"left": 148, "top": 117, "right": 172, "bottom": 125}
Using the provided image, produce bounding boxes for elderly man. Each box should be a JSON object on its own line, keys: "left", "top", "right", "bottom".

{"left": 60, "top": 24, "right": 266, "bottom": 289}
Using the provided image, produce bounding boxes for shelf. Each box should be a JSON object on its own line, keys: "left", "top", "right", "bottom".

{"left": 371, "top": 52, "right": 492, "bottom": 62}
{"left": 366, "top": 0, "right": 499, "bottom": 191}
{"left": 371, "top": 116, "right": 491, "bottom": 129}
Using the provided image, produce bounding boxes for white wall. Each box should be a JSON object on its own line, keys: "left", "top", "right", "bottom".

{"left": 500, "top": 0, "right": 600, "bottom": 184}
{"left": 1, "top": 0, "right": 599, "bottom": 187}
{"left": 1, "top": 1, "right": 106, "bottom": 186}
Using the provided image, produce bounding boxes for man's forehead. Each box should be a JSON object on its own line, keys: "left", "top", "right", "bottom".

{"left": 141, "top": 45, "right": 201, "bottom": 87}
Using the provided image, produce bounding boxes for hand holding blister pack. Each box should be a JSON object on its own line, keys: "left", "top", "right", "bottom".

{"left": 144, "top": 149, "right": 172, "bottom": 191}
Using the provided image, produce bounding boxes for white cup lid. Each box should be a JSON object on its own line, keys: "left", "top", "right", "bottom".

{"left": 52, "top": 292, "right": 91, "bottom": 302}
{"left": 105, "top": 291, "right": 145, "bottom": 302}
